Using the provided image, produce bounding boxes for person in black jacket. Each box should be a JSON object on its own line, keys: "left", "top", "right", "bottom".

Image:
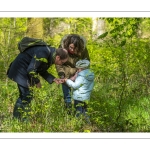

{"left": 7, "top": 46, "right": 68, "bottom": 120}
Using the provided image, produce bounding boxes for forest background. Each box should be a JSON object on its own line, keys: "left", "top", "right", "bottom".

{"left": 1, "top": 17, "right": 150, "bottom": 132}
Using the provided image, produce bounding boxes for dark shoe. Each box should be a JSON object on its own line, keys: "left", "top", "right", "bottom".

{"left": 13, "top": 102, "right": 23, "bottom": 120}
{"left": 13, "top": 102, "right": 31, "bottom": 121}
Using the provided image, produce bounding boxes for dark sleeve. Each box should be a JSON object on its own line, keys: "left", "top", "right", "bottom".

{"left": 40, "top": 71, "right": 55, "bottom": 84}
{"left": 27, "top": 57, "right": 41, "bottom": 84}
{"left": 27, "top": 47, "right": 52, "bottom": 84}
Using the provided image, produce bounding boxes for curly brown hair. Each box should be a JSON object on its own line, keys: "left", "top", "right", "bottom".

{"left": 63, "top": 34, "right": 84, "bottom": 53}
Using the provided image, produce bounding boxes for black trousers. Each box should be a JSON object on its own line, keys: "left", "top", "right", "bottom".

{"left": 13, "top": 84, "right": 33, "bottom": 120}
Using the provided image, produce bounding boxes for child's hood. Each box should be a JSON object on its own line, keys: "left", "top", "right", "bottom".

{"left": 78, "top": 69, "right": 94, "bottom": 81}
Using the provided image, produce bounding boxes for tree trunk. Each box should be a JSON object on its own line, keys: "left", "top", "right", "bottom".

{"left": 27, "top": 18, "right": 43, "bottom": 38}
{"left": 92, "top": 18, "right": 105, "bottom": 39}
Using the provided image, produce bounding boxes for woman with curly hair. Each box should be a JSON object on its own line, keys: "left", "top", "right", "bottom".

{"left": 56, "top": 34, "right": 90, "bottom": 114}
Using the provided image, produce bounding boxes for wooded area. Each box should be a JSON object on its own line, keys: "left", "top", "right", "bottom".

{"left": 1, "top": 17, "right": 150, "bottom": 132}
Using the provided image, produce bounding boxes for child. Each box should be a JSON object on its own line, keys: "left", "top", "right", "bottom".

{"left": 64, "top": 59, "right": 94, "bottom": 122}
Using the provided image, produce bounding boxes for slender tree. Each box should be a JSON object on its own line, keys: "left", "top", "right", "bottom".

{"left": 27, "top": 18, "right": 43, "bottom": 38}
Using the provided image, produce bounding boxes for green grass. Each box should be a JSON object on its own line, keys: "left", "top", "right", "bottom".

{"left": 0, "top": 81, "right": 98, "bottom": 132}
{"left": 1, "top": 78, "right": 150, "bottom": 132}
{"left": 2, "top": 40, "right": 150, "bottom": 132}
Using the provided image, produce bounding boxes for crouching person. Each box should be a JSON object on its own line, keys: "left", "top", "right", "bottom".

{"left": 7, "top": 46, "right": 68, "bottom": 121}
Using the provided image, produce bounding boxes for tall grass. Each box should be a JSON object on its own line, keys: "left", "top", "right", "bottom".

{"left": 1, "top": 77, "right": 150, "bottom": 132}
{"left": 0, "top": 81, "right": 97, "bottom": 132}
{"left": 2, "top": 39, "right": 150, "bottom": 132}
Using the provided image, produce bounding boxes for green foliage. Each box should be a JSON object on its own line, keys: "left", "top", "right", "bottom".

{"left": 0, "top": 18, "right": 27, "bottom": 81}
{"left": 1, "top": 18, "right": 150, "bottom": 132}
{"left": 98, "top": 32, "right": 108, "bottom": 39}
{"left": 0, "top": 81, "right": 94, "bottom": 132}
{"left": 88, "top": 18, "right": 150, "bottom": 132}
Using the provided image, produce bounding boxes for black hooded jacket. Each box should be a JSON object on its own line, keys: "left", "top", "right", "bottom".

{"left": 7, "top": 45, "right": 56, "bottom": 88}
